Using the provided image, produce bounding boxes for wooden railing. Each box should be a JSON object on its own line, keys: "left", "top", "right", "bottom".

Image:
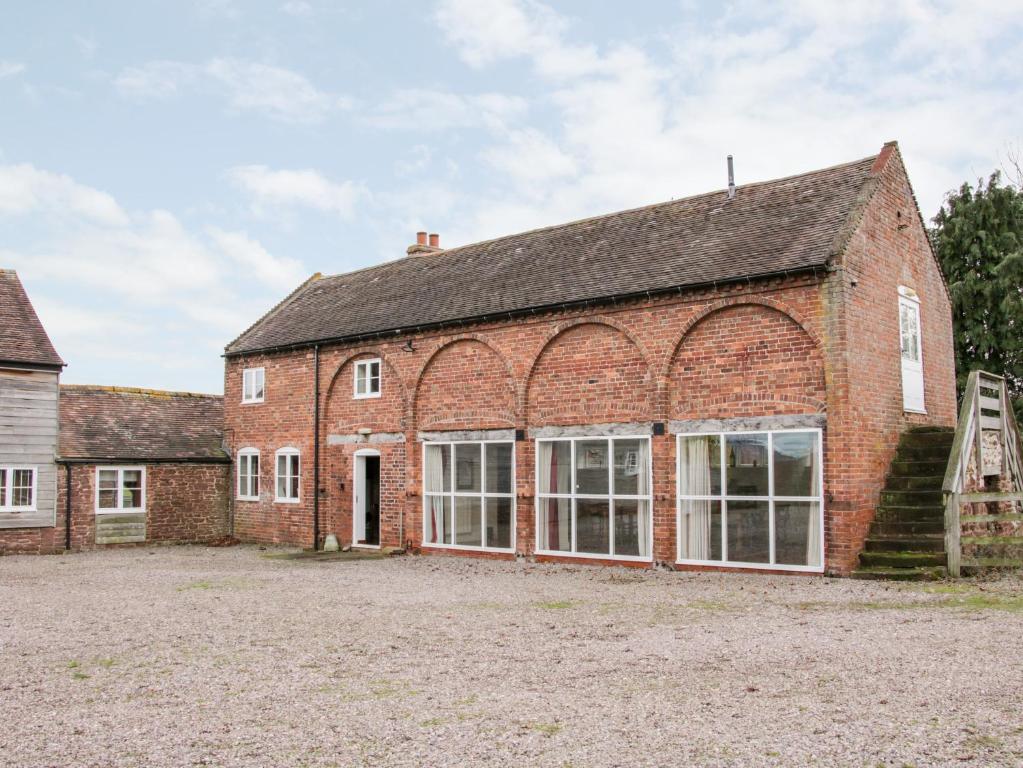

{"left": 943, "top": 370, "right": 1023, "bottom": 576}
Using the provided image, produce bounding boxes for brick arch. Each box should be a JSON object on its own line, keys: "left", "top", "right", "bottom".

{"left": 667, "top": 301, "right": 826, "bottom": 419}
{"left": 413, "top": 336, "right": 518, "bottom": 431}
{"left": 525, "top": 319, "right": 655, "bottom": 427}
{"left": 323, "top": 348, "right": 409, "bottom": 433}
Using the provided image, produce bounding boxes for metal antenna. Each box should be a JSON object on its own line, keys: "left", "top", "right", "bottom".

{"left": 727, "top": 155, "right": 736, "bottom": 200}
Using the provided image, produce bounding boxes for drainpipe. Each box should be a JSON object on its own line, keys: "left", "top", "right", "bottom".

{"left": 63, "top": 462, "right": 72, "bottom": 551}
{"left": 312, "top": 344, "right": 321, "bottom": 551}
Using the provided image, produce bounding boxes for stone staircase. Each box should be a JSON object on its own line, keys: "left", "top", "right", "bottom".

{"left": 851, "top": 426, "right": 954, "bottom": 581}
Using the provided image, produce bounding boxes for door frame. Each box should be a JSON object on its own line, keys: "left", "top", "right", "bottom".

{"left": 898, "top": 286, "right": 926, "bottom": 414}
{"left": 352, "top": 449, "right": 381, "bottom": 549}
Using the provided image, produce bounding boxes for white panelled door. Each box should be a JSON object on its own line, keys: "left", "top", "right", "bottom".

{"left": 898, "top": 287, "right": 925, "bottom": 413}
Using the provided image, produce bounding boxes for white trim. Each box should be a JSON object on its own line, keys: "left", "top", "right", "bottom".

{"left": 422, "top": 439, "right": 516, "bottom": 554}
{"left": 0, "top": 466, "right": 38, "bottom": 512}
{"left": 236, "top": 448, "right": 260, "bottom": 501}
{"left": 242, "top": 367, "right": 265, "bottom": 404}
{"left": 274, "top": 447, "right": 301, "bottom": 503}
{"left": 352, "top": 448, "right": 381, "bottom": 548}
{"left": 94, "top": 465, "right": 146, "bottom": 514}
{"left": 534, "top": 434, "right": 654, "bottom": 562}
{"left": 675, "top": 428, "right": 825, "bottom": 573}
{"left": 353, "top": 358, "right": 382, "bottom": 400}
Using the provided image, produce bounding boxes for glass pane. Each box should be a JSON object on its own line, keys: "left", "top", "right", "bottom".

{"left": 424, "top": 444, "right": 451, "bottom": 493}
{"left": 454, "top": 444, "right": 481, "bottom": 493}
{"left": 485, "top": 443, "right": 513, "bottom": 494}
{"left": 613, "top": 439, "right": 646, "bottom": 496}
{"left": 679, "top": 435, "right": 722, "bottom": 496}
{"left": 123, "top": 470, "right": 142, "bottom": 488}
{"left": 355, "top": 368, "right": 366, "bottom": 394}
{"left": 538, "top": 441, "right": 571, "bottom": 495}
{"left": 576, "top": 498, "right": 610, "bottom": 555}
{"left": 540, "top": 496, "right": 571, "bottom": 551}
{"left": 99, "top": 469, "right": 118, "bottom": 490}
{"left": 369, "top": 361, "right": 380, "bottom": 391}
{"left": 290, "top": 475, "right": 300, "bottom": 500}
{"left": 726, "top": 434, "right": 769, "bottom": 496}
{"left": 613, "top": 499, "right": 647, "bottom": 557}
{"left": 254, "top": 371, "right": 264, "bottom": 400}
{"left": 776, "top": 502, "right": 821, "bottom": 567}
{"left": 424, "top": 496, "right": 451, "bottom": 544}
{"left": 251, "top": 456, "right": 259, "bottom": 496}
{"left": 575, "top": 440, "right": 609, "bottom": 495}
{"left": 290, "top": 454, "right": 300, "bottom": 479}
{"left": 454, "top": 496, "right": 482, "bottom": 547}
{"left": 122, "top": 487, "right": 142, "bottom": 509}
{"left": 485, "top": 497, "right": 512, "bottom": 549}
{"left": 726, "top": 500, "right": 770, "bottom": 563}
{"left": 98, "top": 489, "right": 118, "bottom": 509}
{"left": 679, "top": 499, "right": 722, "bottom": 561}
{"left": 276, "top": 457, "right": 287, "bottom": 498}
{"left": 0, "top": 468, "right": 6, "bottom": 504}
{"left": 12, "top": 469, "right": 32, "bottom": 507}
{"left": 774, "top": 432, "right": 819, "bottom": 497}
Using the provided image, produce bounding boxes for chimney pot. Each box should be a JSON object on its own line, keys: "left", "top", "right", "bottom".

{"left": 428, "top": 233, "right": 440, "bottom": 248}
{"left": 416, "top": 231, "right": 428, "bottom": 245}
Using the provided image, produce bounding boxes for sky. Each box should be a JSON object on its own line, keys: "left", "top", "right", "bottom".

{"left": 2, "top": 0, "right": 1022, "bottom": 394}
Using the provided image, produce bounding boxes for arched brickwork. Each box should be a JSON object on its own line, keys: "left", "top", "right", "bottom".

{"left": 668, "top": 303, "right": 826, "bottom": 419}
{"left": 414, "top": 338, "right": 517, "bottom": 430}
{"left": 526, "top": 321, "right": 653, "bottom": 426}
{"left": 323, "top": 350, "right": 407, "bottom": 433}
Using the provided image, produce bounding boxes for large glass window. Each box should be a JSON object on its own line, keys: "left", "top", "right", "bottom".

{"left": 536, "top": 436, "right": 651, "bottom": 560}
{"left": 423, "top": 441, "right": 514, "bottom": 551}
{"left": 275, "top": 449, "right": 300, "bottom": 503}
{"left": 354, "top": 359, "right": 381, "bottom": 399}
{"left": 242, "top": 367, "right": 265, "bottom": 403}
{"left": 0, "top": 467, "right": 36, "bottom": 511}
{"left": 677, "top": 430, "right": 823, "bottom": 570}
{"left": 96, "top": 467, "right": 145, "bottom": 513}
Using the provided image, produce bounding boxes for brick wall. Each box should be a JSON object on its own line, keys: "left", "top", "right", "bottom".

{"left": 0, "top": 462, "right": 229, "bottom": 555}
{"left": 224, "top": 151, "right": 956, "bottom": 574}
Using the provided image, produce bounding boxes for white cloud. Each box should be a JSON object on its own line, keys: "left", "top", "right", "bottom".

{"left": 481, "top": 128, "right": 576, "bottom": 186}
{"left": 0, "top": 61, "right": 26, "bottom": 79}
{"left": 207, "top": 227, "right": 306, "bottom": 287}
{"left": 227, "top": 164, "right": 363, "bottom": 217}
{"left": 114, "top": 57, "right": 348, "bottom": 123}
{"left": 0, "top": 164, "right": 128, "bottom": 226}
{"left": 281, "top": 0, "right": 313, "bottom": 16}
{"left": 368, "top": 88, "right": 527, "bottom": 131}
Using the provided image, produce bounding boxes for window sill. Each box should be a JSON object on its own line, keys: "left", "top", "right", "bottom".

{"left": 96, "top": 508, "right": 145, "bottom": 515}
{"left": 274, "top": 498, "right": 301, "bottom": 505}
{"left": 535, "top": 549, "right": 652, "bottom": 563}
{"left": 903, "top": 408, "right": 928, "bottom": 415}
{"left": 676, "top": 558, "right": 824, "bottom": 573}
{"left": 241, "top": 399, "right": 265, "bottom": 405}
{"left": 0, "top": 508, "right": 37, "bottom": 514}
{"left": 236, "top": 496, "right": 260, "bottom": 502}
{"left": 353, "top": 393, "right": 381, "bottom": 400}
{"left": 422, "top": 542, "right": 515, "bottom": 554}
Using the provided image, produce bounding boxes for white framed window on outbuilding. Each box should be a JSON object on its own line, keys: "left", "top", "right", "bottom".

{"left": 237, "top": 448, "right": 260, "bottom": 501}
{"left": 95, "top": 466, "right": 146, "bottom": 514}
{"left": 275, "top": 448, "right": 301, "bottom": 503}
{"left": 353, "top": 359, "right": 381, "bottom": 399}
{"left": 242, "top": 367, "right": 265, "bottom": 404}
{"left": 0, "top": 466, "right": 37, "bottom": 512}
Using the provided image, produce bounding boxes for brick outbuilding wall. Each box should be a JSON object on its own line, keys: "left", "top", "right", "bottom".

{"left": 223, "top": 149, "right": 957, "bottom": 575}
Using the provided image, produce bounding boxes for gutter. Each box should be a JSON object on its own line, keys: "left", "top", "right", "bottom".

{"left": 56, "top": 456, "right": 233, "bottom": 465}
{"left": 58, "top": 461, "right": 72, "bottom": 551}
{"left": 312, "top": 344, "right": 320, "bottom": 551}
{"left": 0, "top": 360, "right": 65, "bottom": 372}
{"left": 223, "top": 265, "right": 826, "bottom": 359}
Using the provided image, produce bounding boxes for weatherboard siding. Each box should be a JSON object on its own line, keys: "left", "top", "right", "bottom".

{"left": 0, "top": 369, "right": 58, "bottom": 529}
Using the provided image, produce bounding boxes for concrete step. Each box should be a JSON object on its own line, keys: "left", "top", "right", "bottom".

{"left": 890, "top": 459, "right": 948, "bottom": 476}
{"left": 883, "top": 475, "right": 945, "bottom": 491}
{"left": 905, "top": 425, "right": 955, "bottom": 435}
{"left": 898, "top": 430, "right": 954, "bottom": 448}
{"left": 880, "top": 489, "right": 943, "bottom": 506}
{"left": 874, "top": 504, "right": 944, "bottom": 523}
{"left": 871, "top": 519, "right": 945, "bottom": 536}
{"left": 895, "top": 443, "right": 953, "bottom": 462}
{"left": 859, "top": 551, "right": 946, "bottom": 568}
{"left": 863, "top": 534, "right": 945, "bottom": 553}
{"left": 850, "top": 565, "right": 947, "bottom": 581}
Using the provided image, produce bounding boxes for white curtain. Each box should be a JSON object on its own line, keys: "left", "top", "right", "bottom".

{"left": 635, "top": 440, "right": 650, "bottom": 558}
{"left": 426, "top": 445, "right": 446, "bottom": 544}
{"left": 539, "top": 441, "right": 570, "bottom": 550}
{"left": 806, "top": 437, "right": 822, "bottom": 567}
{"left": 682, "top": 437, "right": 714, "bottom": 560}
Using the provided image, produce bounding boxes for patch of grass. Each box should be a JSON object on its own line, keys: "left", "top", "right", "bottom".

{"left": 66, "top": 660, "right": 80, "bottom": 669}
{"left": 536, "top": 600, "right": 574, "bottom": 610}
{"left": 529, "top": 722, "right": 563, "bottom": 737}
{"left": 72, "top": 671, "right": 90, "bottom": 680}
{"left": 177, "top": 579, "right": 215, "bottom": 591}
{"left": 687, "top": 599, "right": 734, "bottom": 611}
{"left": 963, "top": 733, "right": 1003, "bottom": 749}
{"left": 97, "top": 657, "right": 116, "bottom": 668}
{"left": 454, "top": 694, "right": 479, "bottom": 706}
{"left": 419, "top": 717, "right": 446, "bottom": 728}
{"left": 954, "top": 594, "right": 1023, "bottom": 612}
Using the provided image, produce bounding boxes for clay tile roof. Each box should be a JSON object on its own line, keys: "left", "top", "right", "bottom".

{"left": 226, "top": 151, "right": 882, "bottom": 356}
{"left": 59, "top": 386, "right": 228, "bottom": 462}
{"left": 0, "top": 270, "right": 64, "bottom": 368}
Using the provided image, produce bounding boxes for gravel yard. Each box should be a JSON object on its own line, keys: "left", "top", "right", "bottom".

{"left": 2, "top": 547, "right": 1023, "bottom": 767}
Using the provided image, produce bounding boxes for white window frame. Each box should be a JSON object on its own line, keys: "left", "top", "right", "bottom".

{"left": 242, "top": 367, "right": 265, "bottom": 404}
{"left": 675, "top": 428, "right": 825, "bottom": 573}
{"left": 422, "top": 440, "right": 516, "bottom": 553}
{"left": 274, "top": 448, "right": 301, "bottom": 504}
{"left": 0, "top": 466, "right": 38, "bottom": 512}
{"left": 95, "top": 466, "right": 147, "bottom": 514}
{"left": 353, "top": 358, "right": 382, "bottom": 399}
{"left": 237, "top": 448, "right": 260, "bottom": 501}
{"left": 534, "top": 435, "right": 654, "bottom": 562}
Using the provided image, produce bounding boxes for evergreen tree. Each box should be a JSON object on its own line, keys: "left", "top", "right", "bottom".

{"left": 932, "top": 172, "right": 1023, "bottom": 419}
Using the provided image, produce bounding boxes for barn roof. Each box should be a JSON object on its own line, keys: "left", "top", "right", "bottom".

{"left": 226, "top": 149, "right": 887, "bottom": 356}
{"left": 0, "top": 269, "right": 64, "bottom": 369}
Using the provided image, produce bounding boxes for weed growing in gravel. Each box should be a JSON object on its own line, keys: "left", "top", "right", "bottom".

{"left": 97, "top": 657, "right": 115, "bottom": 668}
{"left": 536, "top": 600, "right": 574, "bottom": 609}
{"left": 72, "top": 671, "right": 90, "bottom": 680}
{"left": 419, "top": 717, "right": 446, "bottom": 728}
{"left": 529, "top": 722, "right": 563, "bottom": 736}
{"left": 66, "top": 660, "right": 80, "bottom": 669}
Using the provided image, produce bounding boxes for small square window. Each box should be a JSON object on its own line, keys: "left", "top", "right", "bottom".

{"left": 354, "top": 359, "right": 381, "bottom": 399}
{"left": 242, "top": 368, "right": 265, "bottom": 403}
{"left": 0, "top": 466, "right": 36, "bottom": 511}
{"left": 95, "top": 467, "right": 146, "bottom": 513}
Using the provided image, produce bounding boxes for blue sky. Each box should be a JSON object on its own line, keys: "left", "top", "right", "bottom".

{"left": 2, "top": 0, "right": 1021, "bottom": 394}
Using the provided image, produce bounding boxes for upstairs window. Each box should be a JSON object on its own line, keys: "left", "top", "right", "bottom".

{"left": 0, "top": 467, "right": 36, "bottom": 511}
{"left": 354, "top": 359, "right": 381, "bottom": 399}
{"left": 237, "top": 449, "right": 260, "bottom": 501}
{"left": 275, "top": 448, "right": 301, "bottom": 503}
{"left": 242, "top": 367, "right": 265, "bottom": 404}
{"left": 96, "top": 467, "right": 145, "bottom": 513}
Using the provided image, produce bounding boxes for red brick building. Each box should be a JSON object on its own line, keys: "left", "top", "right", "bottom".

{"left": 223, "top": 142, "right": 956, "bottom": 575}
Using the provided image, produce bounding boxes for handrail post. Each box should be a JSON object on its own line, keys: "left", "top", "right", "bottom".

{"left": 945, "top": 491, "right": 961, "bottom": 578}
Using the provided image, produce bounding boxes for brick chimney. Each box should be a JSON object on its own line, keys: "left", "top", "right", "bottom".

{"left": 407, "top": 231, "right": 443, "bottom": 257}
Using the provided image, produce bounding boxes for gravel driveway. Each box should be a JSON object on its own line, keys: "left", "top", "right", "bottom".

{"left": 2, "top": 546, "right": 1022, "bottom": 767}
